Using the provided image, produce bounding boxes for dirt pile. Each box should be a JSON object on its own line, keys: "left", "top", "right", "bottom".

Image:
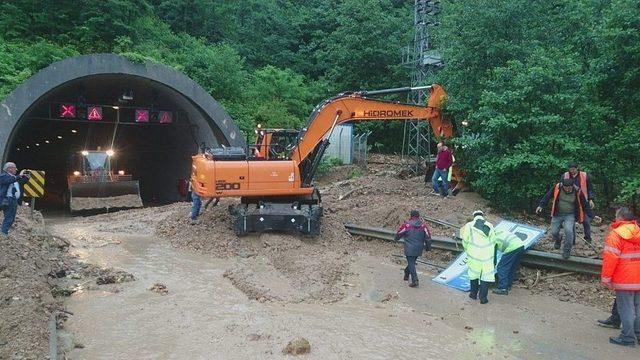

{"left": 70, "top": 194, "right": 143, "bottom": 211}
{"left": 0, "top": 207, "right": 62, "bottom": 359}
{"left": 320, "top": 161, "right": 607, "bottom": 259}
{"left": 72, "top": 204, "right": 180, "bottom": 235}
{"left": 156, "top": 201, "right": 353, "bottom": 303}
{"left": 516, "top": 268, "right": 614, "bottom": 310}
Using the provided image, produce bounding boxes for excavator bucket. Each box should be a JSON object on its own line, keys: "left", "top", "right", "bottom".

{"left": 69, "top": 180, "right": 143, "bottom": 211}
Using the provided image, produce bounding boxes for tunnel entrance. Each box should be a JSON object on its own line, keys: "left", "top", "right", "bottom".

{"left": 0, "top": 54, "right": 245, "bottom": 211}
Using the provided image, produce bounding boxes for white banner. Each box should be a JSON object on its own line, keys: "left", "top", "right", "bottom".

{"left": 432, "top": 220, "right": 545, "bottom": 291}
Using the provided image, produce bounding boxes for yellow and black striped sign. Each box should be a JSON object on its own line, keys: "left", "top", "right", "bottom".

{"left": 23, "top": 170, "right": 45, "bottom": 198}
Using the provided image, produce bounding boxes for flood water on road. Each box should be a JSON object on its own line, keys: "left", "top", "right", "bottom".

{"left": 49, "top": 218, "right": 636, "bottom": 360}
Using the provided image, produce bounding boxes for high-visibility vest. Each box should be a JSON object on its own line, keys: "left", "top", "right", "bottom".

{"left": 550, "top": 184, "right": 585, "bottom": 223}
{"left": 448, "top": 155, "right": 455, "bottom": 182}
{"left": 494, "top": 229, "right": 525, "bottom": 254}
{"left": 563, "top": 171, "right": 588, "bottom": 200}
{"left": 461, "top": 218, "right": 496, "bottom": 282}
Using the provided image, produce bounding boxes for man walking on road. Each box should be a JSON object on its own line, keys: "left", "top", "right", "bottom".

{"left": 601, "top": 207, "right": 640, "bottom": 347}
{"left": 0, "top": 162, "right": 30, "bottom": 236}
{"left": 536, "top": 178, "right": 592, "bottom": 259}
{"left": 562, "top": 162, "right": 595, "bottom": 243}
{"left": 431, "top": 142, "right": 453, "bottom": 198}
{"left": 395, "top": 210, "right": 432, "bottom": 288}
{"left": 492, "top": 231, "right": 525, "bottom": 295}
{"left": 460, "top": 210, "right": 496, "bottom": 304}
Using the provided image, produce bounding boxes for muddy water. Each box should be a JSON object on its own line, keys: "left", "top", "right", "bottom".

{"left": 50, "top": 219, "right": 636, "bottom": 360}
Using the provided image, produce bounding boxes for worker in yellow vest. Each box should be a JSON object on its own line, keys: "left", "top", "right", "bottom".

{"left": 492, "top": 230, "right": 525, "bottom": 295}
{"left": 460, "top": 210, "right": 497, "bottom": 304}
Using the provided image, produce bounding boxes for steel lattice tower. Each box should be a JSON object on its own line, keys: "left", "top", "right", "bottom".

{"left": 402, "top": 0, "right": 443, "bottom": 173}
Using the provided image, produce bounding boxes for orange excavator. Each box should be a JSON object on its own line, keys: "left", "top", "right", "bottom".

{"left": 191, "top": 84, "right": 453, "bottom": 235}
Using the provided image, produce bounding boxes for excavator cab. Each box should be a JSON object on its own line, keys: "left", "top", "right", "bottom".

{"left": 252, "top": 128, "right": 299, "bottom": 160}
{"left": 66, "top": 150, "right": 143, "bottom": 212}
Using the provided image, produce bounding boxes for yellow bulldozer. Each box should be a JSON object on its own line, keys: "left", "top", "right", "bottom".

{"left": 65, "top": 149, "right": 143, "bottom": 212}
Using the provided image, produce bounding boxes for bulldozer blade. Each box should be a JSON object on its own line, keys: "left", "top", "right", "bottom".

{"left": 69, "top": 181, "right": 143, "bottom": 211}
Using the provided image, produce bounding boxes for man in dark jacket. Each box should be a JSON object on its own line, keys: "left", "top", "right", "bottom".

{"left": 395, "top": 210, "right": 432, "bottom": 287}
{"left": 536, "top": 178, "right": 593, "bottom": 259}
{"left": 561, "top": 162, "right": 595, "bottom": 243}
{"left": 0, "top": 162, "right": 30, "bottom": 236}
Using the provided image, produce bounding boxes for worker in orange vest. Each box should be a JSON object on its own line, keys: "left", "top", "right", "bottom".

{"left": 601, "top": 207, "right": 640, "bottom": 347}
{"left": 561, "top": 162, "right": 595, "bottom": 243}
{"left": 536, "top": 178, "right": 593, "bottom": 259}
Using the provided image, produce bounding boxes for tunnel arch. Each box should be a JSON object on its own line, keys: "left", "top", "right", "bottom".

{"left": 0, "top": 54, "right": 246, "bottom": 207}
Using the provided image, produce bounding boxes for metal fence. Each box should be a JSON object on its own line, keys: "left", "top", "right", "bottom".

{"left": 325, "top": 124, "right": 353, "bottom": 164}
{"left": 353, "top": 131, "right": 372, "bottom": 165}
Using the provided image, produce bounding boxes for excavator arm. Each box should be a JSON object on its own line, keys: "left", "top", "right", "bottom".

{"left": 293, "top": 84, "right": 451, "bottom": 185}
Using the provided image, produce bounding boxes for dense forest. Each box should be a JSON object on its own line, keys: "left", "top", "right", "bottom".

{"left": 1, "top": 0, "right": 638, "bottom": 210}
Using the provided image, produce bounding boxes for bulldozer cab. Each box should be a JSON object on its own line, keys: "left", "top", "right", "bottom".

{"left": 75, "top": 151, "right": 112, "bottom": 179}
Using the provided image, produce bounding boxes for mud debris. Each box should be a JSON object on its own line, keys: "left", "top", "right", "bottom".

{"left": 148, "top": 283, "right": 168, "bottom": 295}
{"left": 283, "top": 337, "right": 311, "bottom": 355}
{"left": 96, "top": 268, "right": 135, "bottom": 285}
{"left": 0, "top": 207, "right": 61, "bottom": 359}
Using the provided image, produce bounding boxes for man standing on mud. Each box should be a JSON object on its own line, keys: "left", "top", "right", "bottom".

{"left": 460, "top": 210, "right": 496, "bottom": 304}
{"left": 561, "top": 162, "right": 595, "bottom": 243}
{"left": 601, "top": 207, "right": 640, "bottom": 347}
{"left": 536, "top": 178, "right": 592, "bottom": 259}
{"left": 431, "top": 142, "right": 453, "bottom": 198}
{"left": 0, "top": 162, "right": 30, "bottom": 236}
{"left": 395, "top": 210, "right": 432, "bottom": 288}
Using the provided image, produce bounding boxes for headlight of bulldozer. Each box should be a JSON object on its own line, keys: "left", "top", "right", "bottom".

{"left": 73, "top": 171, "right": 80, "bottom": 176}
{"left": 106, "top": 149, "right": 115, "bottom": 156}
{"left": 81, "top": 150, "right": 89, "bottom": 156}
{"left": 118, "top": 170, "right": 125, "bottom": 175}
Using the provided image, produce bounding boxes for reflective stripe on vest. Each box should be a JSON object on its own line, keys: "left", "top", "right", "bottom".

{"left": 551, "top": 184, "right": 584, "bottom": 223}
{"left": 604, "top": 245, "right": 621, "bottom": 256}
{"left": 564, "top": 171, "right": 588, "bottom": 200}
{"left": 619, "top": 252, "right": 640, "bottom": 260}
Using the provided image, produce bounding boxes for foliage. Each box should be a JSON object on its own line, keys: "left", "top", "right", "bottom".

{"left": 433, "top": 0, "right": 640, "bottom": 210}
{"left": 316, "top": 157, "right": 344, "bottom": 177}
{"left": 1, "top": 0, "right": 639, "bottom": 209}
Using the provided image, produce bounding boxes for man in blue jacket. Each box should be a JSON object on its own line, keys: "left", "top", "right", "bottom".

{"left": 0, "top": 162, "right": 30, "bottom": 236}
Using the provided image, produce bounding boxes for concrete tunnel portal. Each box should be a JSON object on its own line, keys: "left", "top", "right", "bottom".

{"left": 0, "top": 54, "right": 245, "bottom": 210}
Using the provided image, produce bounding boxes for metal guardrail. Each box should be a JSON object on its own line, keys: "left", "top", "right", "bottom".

{"left": 344, "top": 224, "right": 602, "bottom": 275}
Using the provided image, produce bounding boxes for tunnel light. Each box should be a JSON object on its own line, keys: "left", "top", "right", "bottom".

{"left": 73, "top": 171, "right": 80, "bottom": 176}
{"left": 118, "top": 170, "right": 125, "bottom": 175}
{"left": 81, "top": 150, "right": 89, "bottom": 156}
{"left": 26, "top": 146, "right": 30, "bottom": 149}
{"left": 71, "top": 129, "right": 78, "bottom": 133}
{"left": 35, "top": 143, "right": 40, "bottom": 146}
{"left": 45, "top": 140, "right": 50, "bottom": 144}
{"left": 16, "top": 148, "right": 20, "bottom": 151}
{"left": 106, "top": 149, "right": 115, "bottom": 157}
{"left": 57, "top": 135, "right": 63, "bottom": 139}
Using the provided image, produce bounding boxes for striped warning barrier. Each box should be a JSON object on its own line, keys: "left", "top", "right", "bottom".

{"left": 23, "top": 170, "right": 45, "bottom": 198}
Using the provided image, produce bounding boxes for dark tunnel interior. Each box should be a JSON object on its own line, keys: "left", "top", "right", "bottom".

{"left": 5, "top": 74, "right": 223, "bottom": 211}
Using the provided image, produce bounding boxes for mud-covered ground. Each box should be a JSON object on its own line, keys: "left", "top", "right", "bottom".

{"left": 318, "top": 157, "right": 613, "bottom": 310}
{"left": 2, "top": 154, "right": 622, "bottom": 358}
{"left": 0, "top": 208, "right": 58, "bottom": 359}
